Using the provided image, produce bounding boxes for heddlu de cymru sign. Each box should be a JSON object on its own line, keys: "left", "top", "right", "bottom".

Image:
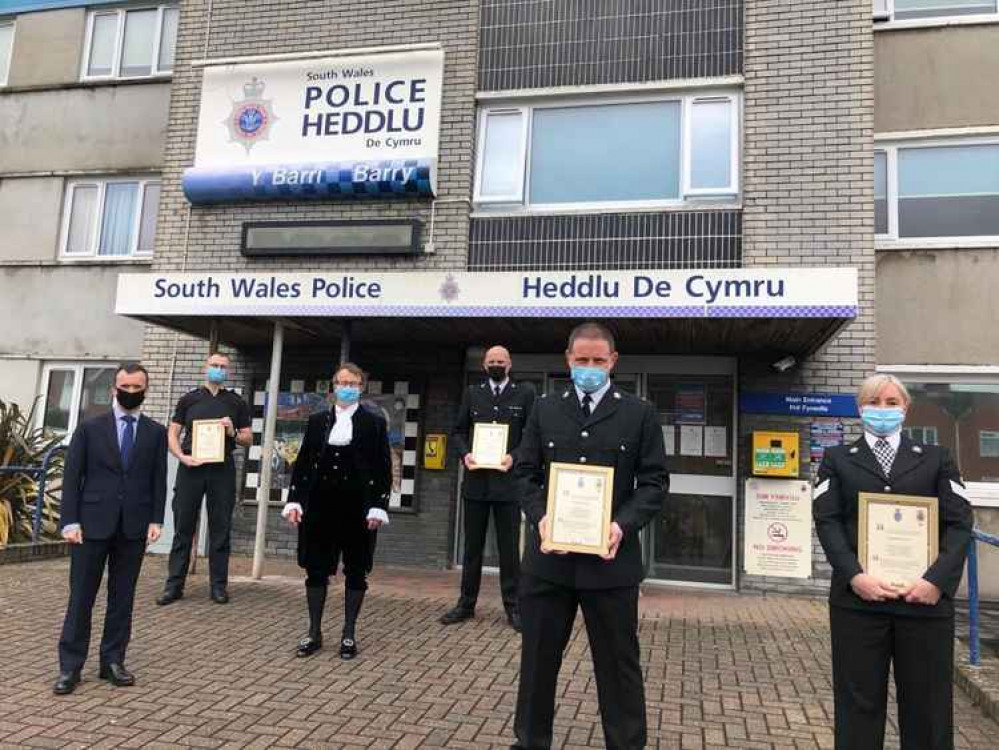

{"left": 115, "top": 268, "right": 858, "bottom": 319}
{"left": 182, "top": 47, "right": 445, "bottom": 204}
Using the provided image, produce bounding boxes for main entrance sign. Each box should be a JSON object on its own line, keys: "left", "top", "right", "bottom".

{"left": 116, "top": 268, "right": 858, "bottom": 318}
{"left": 183, "top": 48, "right": 445, "bottom": 204}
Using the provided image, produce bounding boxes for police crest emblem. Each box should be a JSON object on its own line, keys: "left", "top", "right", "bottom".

{"left": 225, "top": 77, "right": 277, "bottom": 153}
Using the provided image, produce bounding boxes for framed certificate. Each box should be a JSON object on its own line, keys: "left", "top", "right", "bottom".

{"left": 470, "top": 422, "right": 510, "bottom": 470}
{"left": 543, "top": 462, "right": 614, "bottom": 556}
{"left": 858, "top": 492, "right": 939, "bottom": 590}
{"left": 191, "top": 419, "right": 226, "bottom": 463}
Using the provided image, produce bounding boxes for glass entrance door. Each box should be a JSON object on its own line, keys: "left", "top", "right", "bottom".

{"left": 645, "top": 373, "right": 736, "bottom": 586}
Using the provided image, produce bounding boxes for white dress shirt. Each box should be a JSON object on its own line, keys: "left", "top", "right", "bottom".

{"left": 573, "top": 378, "right": 613, "bottom": 412}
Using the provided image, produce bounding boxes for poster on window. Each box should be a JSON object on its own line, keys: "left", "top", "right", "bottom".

{"left": 744, "top": 478, "right": 812, "bottom": 579}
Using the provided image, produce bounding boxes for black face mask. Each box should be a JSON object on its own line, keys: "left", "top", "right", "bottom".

{"left": 116, "top": 388, "right": 146, "bottom": 411}
{"left": 486, "top": 365, "right": 507, "bottom": 383}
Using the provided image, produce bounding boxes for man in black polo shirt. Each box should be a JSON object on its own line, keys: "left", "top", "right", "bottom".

{"left": 157, "top": 352, "right": 252, "bottom": 605}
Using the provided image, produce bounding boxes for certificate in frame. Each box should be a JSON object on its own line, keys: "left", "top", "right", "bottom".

{"left": 470, "top": 422, "right": 510, "bottom": 470}
{"left": 543, "top": 462, "right": 614, "bottom": 556}
{"left": 191, "top": 419, "right": 226, "bottom": 464}
{"left": 858, "top": 492, "right": 939, "bottom": 590}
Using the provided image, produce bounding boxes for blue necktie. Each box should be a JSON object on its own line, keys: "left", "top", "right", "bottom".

{"left": 121, "top": 415, "right": 135, "bottom": 467}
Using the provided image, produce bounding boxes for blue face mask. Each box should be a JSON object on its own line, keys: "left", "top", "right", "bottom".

{"left": 571, "top": 365, "right": 609, "bottom": 394}
{"left": 334, "top": 385, "right": 361, "bottom": 404}
{"left": 206, "top": 365, "right": 227, "bottom": 384}
{"left": 861, "top": 406, "right": 905, "bottom": 437}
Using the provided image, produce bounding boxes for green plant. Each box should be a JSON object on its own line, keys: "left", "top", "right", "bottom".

{"left": 0, "top": 398, "right": 65, "bottom": 546}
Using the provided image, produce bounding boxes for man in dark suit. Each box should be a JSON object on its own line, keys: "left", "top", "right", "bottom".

{"left": 814, "top": 374, "right": 973, "bottom": 750}
{"left": 282, "top": 362, "right": 392, "bottom": 660}
{"left": 54, "top": 362, "right": 167, "bottom": 695}
{"left": 440, "top": 345, "right": 536, "bottom": 631}
{"left": 511, "top": 323, "right": 668, "bottom": 750}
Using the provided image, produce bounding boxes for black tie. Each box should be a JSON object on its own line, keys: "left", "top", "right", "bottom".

{"left": 581, "top": 394, "right": 592, "bottom": 418}
{"left": 873, "top": 438, "right": 895, "bottom": 478}
{"left": 494, "top": 385, "right": 502, "bottom": 398}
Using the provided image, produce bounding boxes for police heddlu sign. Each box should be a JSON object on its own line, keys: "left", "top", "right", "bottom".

{"left": 182, "top": 48, "right": 445, "bottom": 204}
{"left": 116, "top": 268, "right": 859, "bottom": 318}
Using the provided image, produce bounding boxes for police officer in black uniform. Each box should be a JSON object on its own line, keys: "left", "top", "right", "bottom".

{"left": 282, "top": 363, "right": 392, "bottom": 660}
{"left": 157, "top": 352, "right": 252, "bottom": 605}
{"left": 511, "top": 322, "right": 668, "bottom": 750}
{"left": 440, "top": 345, "right": 536, "bottom": 631}
{"left": 814, "top": 373, "right": 972, "bottom": 750}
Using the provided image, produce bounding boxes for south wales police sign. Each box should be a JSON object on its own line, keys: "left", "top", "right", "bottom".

{"left": 182, "top": 47, "right": 445, "bottom": 204}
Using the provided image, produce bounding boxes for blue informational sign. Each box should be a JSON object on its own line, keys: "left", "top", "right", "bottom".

{"left": 740, "top": 392, "right": 858, "bottom": 418}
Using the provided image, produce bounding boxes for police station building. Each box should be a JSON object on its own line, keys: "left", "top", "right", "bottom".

{"left": 13, "top": 0, "right": 998, "bottom": 595}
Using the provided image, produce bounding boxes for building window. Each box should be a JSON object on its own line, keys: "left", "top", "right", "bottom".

{"left": 82, "top": 5, "right": 178, "bottom": 80}
{"left": 40, "top": 364, "right": 117, "bottom": 438}
{"left": 875, "top": 140, "right": 999, "bottom": 242}
{"left": 902, "top": 426, "right": 938, "bottom": 445}
{"left": 875, "top": 0, "right": 998, "bottom": 21}
{"left": 61, "top": 178, "right": 161, "bottom": 259}
{"left": 899, "top": 379, "right": 999, "bottom": 489}
{"left": 0, "top": 20, "right": 13, "bottom": 86}
{"left": 474, "top": 93, "right": 740, "bottom": 210}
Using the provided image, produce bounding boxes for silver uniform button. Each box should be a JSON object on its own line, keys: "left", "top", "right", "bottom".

{"left": 580, "top": 456, "right": 587, "bottom": 463}
{"left": 884, "top": 485, "right": 891, "bottom": 492}
{"left": 581, "top": 431, "right": 589, "bottom": 438}
{"left": 547, "top": 441, "right": 555, "bottom": 448}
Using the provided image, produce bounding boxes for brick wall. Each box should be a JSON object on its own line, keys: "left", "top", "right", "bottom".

{"left": 739, "top": 0, "right": 875, "bottom": 595}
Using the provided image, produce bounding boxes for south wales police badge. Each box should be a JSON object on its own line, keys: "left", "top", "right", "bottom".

{"left": 225, "top": 77, "right": 277, "bottom": 153}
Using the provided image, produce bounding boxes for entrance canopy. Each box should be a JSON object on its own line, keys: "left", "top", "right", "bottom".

{"left": 115, "top": 267, "right": 858, "bottom": 357}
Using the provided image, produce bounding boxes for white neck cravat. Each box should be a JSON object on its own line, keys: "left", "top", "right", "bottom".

{"left": 328, "top": 403, "right": 359, "bottom": 446}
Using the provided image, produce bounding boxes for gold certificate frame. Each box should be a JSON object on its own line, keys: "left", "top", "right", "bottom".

{"left": 470, "top": 422, "right": 510, "bottom": 470}
{"left": 191, "top": 419, "right": 226, "bottom": 464}
{"left": 543, "top": 462, "right": 614, "bottom": 556}
{"left": 858, "top": 492, "right": 939, "bottom": 590}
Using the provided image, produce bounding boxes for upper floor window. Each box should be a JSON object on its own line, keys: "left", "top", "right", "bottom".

{"left": 60, "top": 177, "right": 161, "bottom": 259}
{"left": 875, "top": 0, "right": 998, "bottom": 22}
{"left": 0, "top": 20, "right": 13, "bottom": 86}
{"left": 82, "top": 5, "right": 178, "bottom": 80}
{"left": 875, "top": 140, "right": 999, "bottom": 242}
{"left": 474, "top": 93, "right": 740, "bottom": 211}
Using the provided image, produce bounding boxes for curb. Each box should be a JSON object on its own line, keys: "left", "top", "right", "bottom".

{"left": 955, "top": 641, "right": 999, "bottom": 724}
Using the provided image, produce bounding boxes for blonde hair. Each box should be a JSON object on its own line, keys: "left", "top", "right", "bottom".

{"left": 856, "top": 374, "right": 911, "bottom": 408}
{"left": 334, "top": 362, "right": 367, "bottom": 386}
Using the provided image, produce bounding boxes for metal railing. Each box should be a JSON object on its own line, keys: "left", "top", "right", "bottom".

{"left": 967, "top": 528, "right": 999, "bottom": 666}
{"left": 0, "top": 444, "right": 65, "bottom": 542}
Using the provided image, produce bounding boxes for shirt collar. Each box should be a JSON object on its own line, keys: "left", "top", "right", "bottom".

{"left": 489, "top": 378, "right": 510, "bottom": 393}
{"left": 335, "top": 402, "right": 360, "bottom": 417}
{"left": 865, "top": 431, "right": 900, "bottom": 452}
{"left": 574, "top": 378, "right": 613, "bottom": 409}
{"left": 112, "top": 400, "right": 141, "bottom": 421}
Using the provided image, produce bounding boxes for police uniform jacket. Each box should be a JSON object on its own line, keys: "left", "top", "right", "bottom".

{"left": 513, "top": 386, "right": 668, "bottom": 589}
{"left": 287, "top": 405, "right": 392, "bottom": 517}
{"left": 452, "top": 379, "right": 536, "bottom": 503}
{"left": 813, "top": 435, "right": 973, "bottom": 618}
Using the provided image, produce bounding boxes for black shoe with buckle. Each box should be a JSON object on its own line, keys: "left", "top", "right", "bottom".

{"left": 210, "top": 588, "right": 229, "bottom": 604}
{"left": 156, "top": 589, "right": 183, "bottom": 606}
{"left": 53, "top": 670, "right": 81, "bottom": 695}
{"left": 98, "top": 663, "right": 135, "bottom": 687}
{"left": 339, "top": 637, "right": 358, "bottom": 660}
{"left": 439, "top": 605, "right": 475, "bottom": 625}
{"left": 296, "top": 635, "right": 323, "bottom": 658}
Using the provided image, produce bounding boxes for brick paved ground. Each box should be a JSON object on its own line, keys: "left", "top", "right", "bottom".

{"left": 1, "top": 557, "right": 995, "bottom": 750}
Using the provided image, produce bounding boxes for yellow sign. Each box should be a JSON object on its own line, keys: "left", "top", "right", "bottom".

{"left": 423, "top": 434, "right": 447, "bottom": 470}
{"left": 751, "top": 431, "right": 800, "bottom": 477}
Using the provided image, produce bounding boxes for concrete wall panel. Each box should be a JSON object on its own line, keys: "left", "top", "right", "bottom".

{"left": 6, "top": 9, "right": 86, "bottom": 88}
{"left": 0, "top": 177, "right": 64, "bottom": 262}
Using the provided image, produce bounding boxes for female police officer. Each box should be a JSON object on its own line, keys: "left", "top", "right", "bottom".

{"left": 813, "top": 374, "right": 973, "bottom": 750}
{"left": 281, "top": 363, "right": 392, "bottom": 660}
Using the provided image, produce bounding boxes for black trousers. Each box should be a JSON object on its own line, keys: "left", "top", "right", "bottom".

{"left": 58, "top": 527, "right": 145, "bottom": 673}
{"left": 514, "top": 574, "right": 646, "bottom": 750}
{"left": 459, "top": 499, "right": 521, "bottom": 612}
{"left": 830, "top": 605, "right": 955, "bottom": 750}
{"left": 165, "top": 460, "right": 236, "bottom": 592}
